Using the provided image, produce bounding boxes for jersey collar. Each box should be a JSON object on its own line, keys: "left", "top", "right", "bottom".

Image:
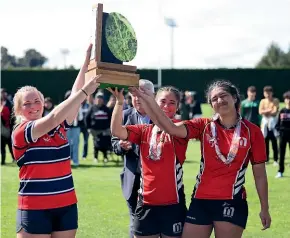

{"left": 212, "top": 113, "right": 242, "bottom": 129}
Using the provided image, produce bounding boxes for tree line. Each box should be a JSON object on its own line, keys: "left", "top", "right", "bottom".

{"left": 1, "top": 42, "right": 290, "bottom": 69}
{"left": 1, "top": 47, "right": 47, "bottom": 69}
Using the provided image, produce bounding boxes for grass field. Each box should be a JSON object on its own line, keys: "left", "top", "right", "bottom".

{"left": 1, "top": 104, "right": 290, "bottom": 238}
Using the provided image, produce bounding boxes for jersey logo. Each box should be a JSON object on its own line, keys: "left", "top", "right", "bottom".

{"left": 173, "top": 222, "right": 182, "bottom": 234}
{"left": 239, "top": 137, "right": 247, "bottom": 147}
{"left": 223, "top": 206, "right": 235, "bottom": 218}
{"left": 43, "top": 136, "right": 51, "bottom": 142}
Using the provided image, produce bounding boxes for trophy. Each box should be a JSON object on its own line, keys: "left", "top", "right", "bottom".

{"left": 86, "top": 3, "right": 139, "bottom": 88}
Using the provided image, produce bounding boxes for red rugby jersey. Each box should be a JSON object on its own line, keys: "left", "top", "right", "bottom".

{"left": 183, "top": 117, "right": 266, "bottom": 200}
{"left": 12, "top": 120, "right": 77, "bottom": 210}
{"left": 126, "top": 123, "right": 189, "bottom": 205}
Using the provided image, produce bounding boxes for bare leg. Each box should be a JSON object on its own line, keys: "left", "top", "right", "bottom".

{"left": 182, "top": 223, "right": 213, "bottom": 238}
{"left": 214, "top": 221, "right": 244, "bottom": 238}
{"left": 17, "top": 229, "right": 51, "bottom": 238}
{"left": 51, "top": 229, "right": 77, "bottom": 238}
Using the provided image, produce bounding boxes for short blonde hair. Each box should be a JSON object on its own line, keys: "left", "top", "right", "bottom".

{"left": 13, "top": 86, "right": 44, "bottom": 117}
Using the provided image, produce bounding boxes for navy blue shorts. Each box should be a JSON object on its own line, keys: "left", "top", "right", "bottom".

{"left": 185, "top": 198, "right": 248, "bottom": 229}
{"left": 16, "top": 203, "right": 78, "bottom": 234}
{"left": 134, "top": 202, "right": 187, "bottom": 237}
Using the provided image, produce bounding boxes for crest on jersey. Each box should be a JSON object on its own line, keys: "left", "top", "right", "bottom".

{"left": 239, "top": 137, "right": 247, "bottom": 147}
{"left": 43, "top": 136, "right": 51, "bottom": 142}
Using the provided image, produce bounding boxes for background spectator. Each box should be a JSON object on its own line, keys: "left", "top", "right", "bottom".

{"left": 259, "top": 86, "right": 279, "bottom": 164}
{"left": 85, "top": 92, "right": 112, "bottom": 163}
{"left": 42, "top": 97, "right": 55, "bottom": 116}
{"left": 241, "top": 86, "right": 261, "bottom": 126}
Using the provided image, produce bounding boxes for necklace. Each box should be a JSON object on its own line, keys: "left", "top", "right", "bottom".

{"left": 149, "top": 125, "right": 166, "bottom": 161}
{"left": 210, "top": 117, "right": 241, "bottom": 164}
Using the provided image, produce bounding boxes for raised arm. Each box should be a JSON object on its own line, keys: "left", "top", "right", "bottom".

{"left": 66, "top": 44, "right": 93, "bottom": 124}
{"left": 130, "top": 87, "right": 187, "bottom": 138}
{"left": 32, "top": 76, "right": 101, "bottom": 140}
{"left": 108, "top": 88, "right": 128, "bottom": 140}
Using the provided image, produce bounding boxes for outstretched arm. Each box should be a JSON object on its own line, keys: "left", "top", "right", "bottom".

{"left": 129, "top": 87, "right": 187, "bottom": 138}
{"left": 66, "top": 44, "right": 93, "bottom": 124}
{"left": 108, "top": 88, "right": 128, "bottom": 140}
{"left": 32, "top": 76, "right": 101, "bottom": 141}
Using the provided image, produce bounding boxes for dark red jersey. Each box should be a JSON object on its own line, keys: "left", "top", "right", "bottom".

{"left": 12, "top": 120, "right": 77, "bottom": 210}
{"left": 183, "top": 118, "right": 266, "bottom": 200}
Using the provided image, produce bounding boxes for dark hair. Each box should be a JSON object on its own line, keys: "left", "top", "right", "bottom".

{"left": 283, "top": 91, "right": 290, "bottom": 99}
{"left": 263, "top": 86, "right": 273, "bottom": 92}
{"left": 206, "top": 80, "right": 241, "bottom": 111}
{"left": 44, "top": 97, "right": 53, "bottom": 103}
{"left": 1, "top": 88, "right": 7, "bottom": 93}
{"left": 180, "top": 92, "right": 186, "bottom": 104}
{"left": 156, "top": 86, "right": 181, "bottom": 105}
{"left": 247, "top": 86, "right": 256, "bottom": 93}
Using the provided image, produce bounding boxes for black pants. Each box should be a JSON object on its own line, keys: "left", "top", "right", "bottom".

{"left": 93, "top": 134, "right": 111, "bottom": 160}
{"left": 127, "top": 174, "right": 140, "bottom": 238}
{"left": 94, "top": 149, "right": 108, "bottom": 160}
{"left": 265, "top": 130, "right": 278, "bottom": 162}
{"left": 279, "top": 136, "right": 290, "bottom": 173}
{"left": 1, "top": 136, "right": 14, "bottom": 165}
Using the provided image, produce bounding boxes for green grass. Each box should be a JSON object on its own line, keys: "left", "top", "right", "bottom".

{"left": 1, "top": 104, "right": 290, "bottom": 238}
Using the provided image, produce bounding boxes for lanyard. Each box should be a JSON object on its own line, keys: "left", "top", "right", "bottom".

{"left": 210, "top": 120, "right": 241, "bottom": 164}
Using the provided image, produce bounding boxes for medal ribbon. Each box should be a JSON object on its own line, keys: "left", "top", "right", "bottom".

{"left": 149, "top": 125, "right": 166, "bottom": 161}
{"left": 210, "top": 119, "right": 241, "bottom": 164}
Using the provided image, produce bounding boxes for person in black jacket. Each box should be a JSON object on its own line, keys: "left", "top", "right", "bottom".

{"left": 85, "top": 92, "right": 112, "bottom": 163}
{"left": 111, "top": 79, "right": 154, "bottom": 238}
{"left": 275, "top": 91, "right": 290, "bottom": 178}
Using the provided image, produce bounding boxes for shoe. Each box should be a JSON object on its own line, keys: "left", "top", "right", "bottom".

{"left": 82, "top": 157, "right": 86, "bottom": 160}
{"left": 273, "top": 161, "right": 278, "bottom": 167}
{"left": 94, "top": 158, "right": 98, "bottom": 163}
{"left": 275, "top": 172, "right": 283, "bottom": 178}
{"left": 104, "top": 158, "right": 108, "bottom": 163}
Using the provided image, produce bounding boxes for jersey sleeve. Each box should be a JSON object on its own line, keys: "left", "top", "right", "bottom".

{"left": 250, "top": 125, "right": 267, "bottom": 165}
{"left": 12, "top": 121, "right": 37, "bottom": 148}
{"left": 183, "top": 118, "right": 209, "bottom": 140}
{"left": 125, "top": 124, "right": 144, "bottom": 145}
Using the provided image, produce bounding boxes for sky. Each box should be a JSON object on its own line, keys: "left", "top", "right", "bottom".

{"left": 1, "top": 0, "right": 290, "bottom": 69}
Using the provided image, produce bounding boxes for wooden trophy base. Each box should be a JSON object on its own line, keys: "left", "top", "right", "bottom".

{"left": 85, "top": 67, "right": 139, "bottom": 89}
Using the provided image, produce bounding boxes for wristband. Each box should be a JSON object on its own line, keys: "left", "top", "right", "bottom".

{"left": 81, "top": 89, "right": 88, "bottom": 96}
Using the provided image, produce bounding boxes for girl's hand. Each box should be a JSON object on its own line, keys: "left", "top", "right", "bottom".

{"left": 129, "top": 87, "right": 155, "bottom": 102}
{"left": 107, "top": 87, "right": 124, "bottom": 104}
{"left": 84, "top": 44, "right": 93, "bottom": 68}
{"left": 82, "top": 75, "right": 101, "bottom": 95}
{"left": 260, "top": 209, "right": 271, "bottom": 230}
